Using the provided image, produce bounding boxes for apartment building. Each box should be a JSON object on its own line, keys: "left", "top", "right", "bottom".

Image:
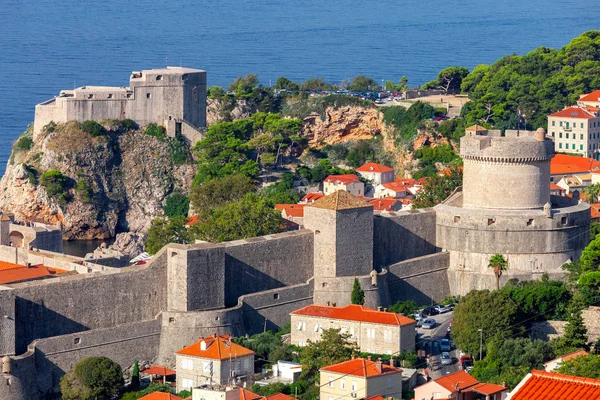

{"left": 356, "top": 163, "right": 395, "bottom": 185}
{"left": 578, "top": 90, "right": 600, "bottom": 108}
{"left": 547, "top": 105, "right": 600, "bottom": 159}
{"left": 323, "top": 174, "right": 365, "bottom": 197}
{"left": 290, "top": 304, "right": 416, "bottom": 354}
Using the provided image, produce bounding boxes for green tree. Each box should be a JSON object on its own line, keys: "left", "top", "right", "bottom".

{"left": 553, "top": 299, "right": 588, "bottom": 355}
{"left": 130, "top": 360, "right": 140, "bottom": 391}
{"left": 60, "top": 356, "right": 122, "bottom": 400}
{"left": 194, "top": 193, "right": 281, "bottom": 243}
{"left": 301, "top": 77, "right": 331, "bottom": 92}
{"left": 351, "top": 278, "right": 365, "bottom": 305}
{"left": 436, "top": 66, "right": 470, "bottom": 94}
{"left": 144, "top": 123, "right": 166, "bottom": 141}
{"left": 163, "top": 192, "right": 190, "bottom": 218}
{"left": 76, "top": 179, "right": 93, "bottom": 203}
{"left": 299, "top": 328, "right": 358, "bottom": 382}
{"left": 235, "top": 331, "right": 280, "bottom": 359}
{"left": 81, "top": 120, "right": 106, "bottom": 137}
{"left": 189, "top": 174, "right": 256, "bottom": 219}
{"left": 275, "top": 77, "right": 300, "bottom": 91}
{"left": 40, "top": 169, "right": 71, "bottom": 203}
{"left": 262, "top": 173, "right": 300, "bottom": 205}
{"left": 413, "top": 166, "right": 462, "bottom": 208}
{"left": 388, "top": 300, "right": 419, "bottom": 316}
{"left": 348, "top": 75, "right": 380, "bottom": 91}
{"left": 582, "top": 183, "right": 600, "bottom": 203}
{"left": 578, "top": 271, "right": 600, "bottom": 306}
{"left": 146, "top": 215, "right": 195, "bottom": 255}
{"left": 489, "top": 254, "right": 508, "bottom": 290}
{"left": 580, "top": 233, "right": 600, "bottom": 272}
{"left": 557, "top": 354, "right": 600, "bottom": 379}
{"left": 228, "top": 74, "right": 260, "bottom": 98}
{"left": 452, "top": 290, "right": 519, "bottom": 358}
{"left": 501, "top": 275, "right": 571, "bottom": 321}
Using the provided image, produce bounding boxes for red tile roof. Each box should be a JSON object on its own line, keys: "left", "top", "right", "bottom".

{"left": 291, "top": 304, "right": 415, "bottom": 326}
{"left": 550, "top": 154, "right": 600, "bottom": 175}
{"left": 356, "top": 163, "right": 394, "bottom": 173}
{"left": 321, "top": 358, "right": 401, "bottom": 377}
{"left": 467, "top": 382, "right": 507, "bottom": 395}
{"left": 544, "top": 349, "right": 589, "bottom": 366}
{"left": 0, "top": 262, "right": 68, "bottom": 285}
{"left": 265, "top": 394, "right": 298, "bottom": 400}
{"left": 549, "top": 106, "right": 600, "bottom": 119}
{"left": 550, "top": 182, "right": 565, "bottom": 192}
{"left": 365, "top": 396, "right": 385, "bottom": 400}
{"left": 301, "top": 192, "right": 325, "bottom": 203}
{"left": 139, "top": 393, "right": 184, "bottom": 400}
{"left": 510, "top": 370, "right": 600, "bottom": 400}
{"left": 275, "top": 204, "right": 306, "bottom": 218}
{"left": 324, "top": 174, "right": 360, "bottom": 185}
{"left": 239, "top": 388, "right": 263, "bottom": 400}
{"left": 579, "top": 90, "right": 600, "bottom": 102}
{"left": 369, "top": 197, "right": 402, "bottom": 212}
{"left": 140, "top": 365, "right": 176, "bottom": 376}
{"left": 380, "top": 181, "right": 410, "bottom": 194}
{"left": 176, "top": 334, "right": 254, "bottom": 360}
{"left": 434, "top": 370, "right": 479, "bottom": 392}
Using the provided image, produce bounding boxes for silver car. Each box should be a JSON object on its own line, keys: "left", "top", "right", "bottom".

{"left": 441, "top": 352, "right": 452, "bottom": 365}
{"left": 422, "top": 318, "right": 436, "bottom": 329}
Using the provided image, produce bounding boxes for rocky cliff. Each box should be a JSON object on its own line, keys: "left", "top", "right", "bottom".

{"left": 0, "top": 122, "right": 195, "bottom": 240}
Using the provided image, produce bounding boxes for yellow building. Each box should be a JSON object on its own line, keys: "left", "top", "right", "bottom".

{"left": 319, "top": 356, "right": 403, "bottom": 400}
{"left": 547, "top": 105, "right": 600, "bottom": 159}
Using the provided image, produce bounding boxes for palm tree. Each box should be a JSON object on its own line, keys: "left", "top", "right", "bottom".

{"left": 488, "top": 254, "right": 508, "bottom": 290}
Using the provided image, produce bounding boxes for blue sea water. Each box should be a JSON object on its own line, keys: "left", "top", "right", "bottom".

{"left": 0, "top": 0, "right": 597, "bottom": 176}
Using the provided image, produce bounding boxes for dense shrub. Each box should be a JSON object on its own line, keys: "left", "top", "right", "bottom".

{"left": 144, "top": 123, "right": 166, "bottom": 141}
{"left": 60, "top": 356, "right": 122, "bottom": 400}
{"left": 81, "top": 120, "right": 106, "bottom": 137}
{"left": 76, "top": 179, "right": 93, "bottom": 203}
{"left": 40, "top": 169, "right": 71, "bottom": 203}
{"left": 163, "top": 192, "right": 189, "bottom": 218}
{"left": 15, "top": 136, "right": 33, "bottom": 150}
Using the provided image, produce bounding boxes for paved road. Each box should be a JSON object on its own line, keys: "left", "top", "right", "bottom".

{"left": 416, "top": 311, "right": 461, "bottom": 379}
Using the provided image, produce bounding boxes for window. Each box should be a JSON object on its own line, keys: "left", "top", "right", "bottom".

{"left": 388, "top": 377, "right": 393, "bottom": 388}
{"left": 169, "top": 317, "right": 175, "bottom": 323}
{"left": 87, "top": 94, "right": 94, "bottom": 99}
{"left": 566, "top": 133, "right": 569, "bottom": 139}
{"left": 561, "top": 217, "right": 568, "bottom": 225}
{"left": 487, "top": 218, "right": 495, "bottom": 226}
{"left": 551, "top": 132, "right": 555, "bottom": 137}
{"left": 273, "top": 293, "right": 279, "bottom": 300}
{"left": 329, "top": 378, "right": 334, "bottom": 388}
{"left": 181, "top": 378, "right": 193, "bottom": 389}
{"left": 146, "top": 93, "right": 151, "bottom": 99}
{"left": 560, "top": 132, "right": 563, "bottom": 138}
{"left": 367, "top": 328, "right": 376, "bottom": 338}
{"left": 454, "top": 216, "right": 461, "bottom": 223}
{"left": 384, "top": 330, "right": 392, "bottom": 343}
{"left": 581, "top": 123, "right": 584, "bottom": 128}
{"left": 527, "top": 219, "right": 534, "bottom": 226}
{"left": 572, "top": 143, "right": 576, "bottom": 150}
{"left": 581, "top": 144, "right": 584, "bottom": 150}
{"left": 297, "top": 321, "right": 305, "bottom": 331}
{"left": 182, "top": 358, "right": 193, "bottom": 370}
{"left": 559, "top": 143, "right": 562, "bottom": 149}
{"left": 74, "top": 338, "right": 81, "bottom": 345}
{"left": 581, "top": 134, "right": 584, "bottom": 140}
{"left": 351, "top": 381, "right": 357, "bottom": 391}
{"left": 560, "top": 121, "right": 563, "bottom": 127}
{"left": 156, "top": 75, "right": 163, "bottom": 81}
{"left": 244, "top": 358, "right": 251, "bottom": 370}
{"left": 566, "top": 122, "right": 570, "bottom": 128}
{"left": 552, "top": 121, "right": 555, "bottom": 126}
{"left": 107, "top": 93, "right": 113, "bottom": 99}
{"left": 340, "top": 379, "right": 346, "bottom": 390}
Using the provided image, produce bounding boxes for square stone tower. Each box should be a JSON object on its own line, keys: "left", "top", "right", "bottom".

{"left": 304, "top": 191, "right": 374, "bottom": 305}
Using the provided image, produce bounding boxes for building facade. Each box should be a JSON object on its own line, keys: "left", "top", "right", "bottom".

{"left": 356, "top": 163, "right": 395, "bottom": 185}
{"left": 578, "top": 90, "right": 600, "bottom": 108}
{"left": 414, "top": 370, "right": 507, "bottom": 400}
{"left": 323, "top": 175, "right": 365, "bottom": 197}
{"left": 34, "top": 66, "right": 207, "bottom": 143}
{"left": 175, "top": 335, "right": 255, "bottom": 393}
{"left": 290, "top": 304, "right": 416, "bottom": 354}
{"left": 319, "top": 357, "right": 403, "bottom": 400}
{"left": 547, "top": 105, "right": 600, "bottom": 159}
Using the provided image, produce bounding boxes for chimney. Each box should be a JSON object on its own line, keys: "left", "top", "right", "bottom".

{"left": 200, "top": 340, "right": 207, "bottom": 351}
{"left": 502, "top": 382, "right": 506, "bottom": 388}
{"left": 367, "top": 355, "right": 372, "bottom": 361}
{"left": 383, "top": 308, "right": 387, "bottom": 312}
{"left": 389, "top": 358, "right": 396, "bottom": 367}
{"left": 26, "top": 263, "right": 31, "bottom": 269}
{"left": 375, "top": 357, "right": 383, "bottom": 372}
{"left": 377, "top": 306, "right": 382, "bottom": 311}
{"left": 351, "top": 353, "right": 355, "bottom": 360}
{"left": 326, "top": 301, "right": 330, "bottom": 306}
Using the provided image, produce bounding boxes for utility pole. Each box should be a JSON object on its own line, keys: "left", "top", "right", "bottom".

{"left": 478, "top": 328, "right": 483, "bottom": 361}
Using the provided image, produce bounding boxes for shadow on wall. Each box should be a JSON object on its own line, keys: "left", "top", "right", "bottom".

{"left": 15, "top": 298, "right": 88, "bottom": 355}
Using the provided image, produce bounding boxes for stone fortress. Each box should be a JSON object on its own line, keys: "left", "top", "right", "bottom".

{"left": 0, "top": 68, "right": 591, "bottom": 399}
{"left": 33, "top": 66, "right": 207, "bottom": 144}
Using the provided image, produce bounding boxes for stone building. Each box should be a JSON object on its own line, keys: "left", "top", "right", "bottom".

{"left": 414, "top": 370, "right": 507, "bottom": 400}
{"left": 290, "top": 304, "right": 416, "bottom": 354}
{"left": 0, "top": 214, "right": 62, "bottom": 253}
{"left": 356, "top": 163, "right": 395, "bottom": 185}
{"left": 175, "top": 334, "right": 255, "bottom": 392}
{"left": 547, "top": 105, "right": 600, "bottom": 159}
{"left": 319, "top": 357, "right": 403, "bottom": 400}
{"left": 323, "top": 174, "right": 365, "bottom": 197}
{"left": 577, "top": 90, "right": 600, "bottom": 108}
{"left": 33, "top": 66, "right": 207, "bottom": 144}
{"left": 436, "top": 126, "right": 590, "bottom": 294}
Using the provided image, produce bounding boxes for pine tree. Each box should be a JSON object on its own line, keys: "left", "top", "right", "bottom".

{"left": 351, "top": 278, "right": 365, "bottom": 305}
{"left": 555, "top": 297, "right": 589, "bottom": 355}
{"left": 130, "top": 360, "right": 140, "bottom": 391}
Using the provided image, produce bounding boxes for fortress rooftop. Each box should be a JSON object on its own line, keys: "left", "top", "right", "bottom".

{"left": 460, "top": 127, "right": 554, "bottom": 162}
{"left": 309, "top": 190, "right": 371, "bottom": 211}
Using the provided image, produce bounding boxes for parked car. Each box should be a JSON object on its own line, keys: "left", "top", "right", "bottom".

{"left": 414, "top": 312, "right": 424, "bottom": 322}
{"left": 422, "top": 318, "right": 436, "bottom": 329}
{"left": 446, "top": 303, "right": 456, "bottom": 311}
{"left": 434, "top": 305, "right": 449, "bottom": 314}
{"left": 416, "top": 319, "right": 425, "bottom": 328}
{"left": 440, "top": 338, "right": 451, "bottom": 351}
{"left": 460, "top": 355, "right": 474, "bottom": 372}
{"left": 423, "top": 307, "right": 439, "bottom": 316}
{"left": 441, "top": 352, "right": 452, "bottom": 365}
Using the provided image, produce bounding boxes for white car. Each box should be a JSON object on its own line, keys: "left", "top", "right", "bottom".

{"left": 434, "top": 305, "right": 449, "bottom": 314}
{"left": 441, "top": 352, "right": 452, "bottom": 365}
{"left": 421, "top": 318, "right": 436, "bottom": 329}
{"left": 414, "top": 312, "right": 424, "bottom": 322}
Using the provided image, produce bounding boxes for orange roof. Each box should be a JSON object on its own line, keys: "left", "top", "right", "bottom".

{"left": 139, "top": 393, "right": 184, "bottom": 400}
{"left": 550, "top": 182, "right": 565, "bottom": 192}
{"left": 545, "top": 349, "right": 588, "bottom": 366}
{"left": 434, "top": 370, "right": 479, "bottom": 392}
{"left": 301, "top": 192, "right": 325, "bottom": 203}
{"left": 321, "top": 358, "right": 401, "bottom": 377}
{"left": 265, "top": 394, "right": 298, "bottom": 400}
{"left": 275, "top": 204, "right": 305, "bottom": 218}
{"left": 365, "top": 396, "right": 385, "bottom": 400}
{"left": 176, "top": 334, "right": 254, "bottom": 360}
{"left": 356, "top": 163, "right": 394, "bottom": 173}
{"left": 510, "top": 370, "right": 600, "bottom": 400}
{"left": 291, "top": 304, "right": 415, "bottom": 326}
{"left": 239, "top": 388, "right": 263, "bottom": 400}
{"left": 324, "top": 174, "right": 360, "bottom": 185}
{"left": 369, "top": 197, "right": 401, "bottom": 211}
{"left": 550, "top": 106, "right": 600, "bottom": 119}
{"left": 466, "top": 124, "right": 487, "bottom": 131}
{"left": 185, "top": 215, "right": 199, "bottom": 226}
{"left": 381, "top": 181, "right": 410, "bottom": 194}
{"left": 550, "top": 154, "right": 600, "bottom": 175}
{"left": 467, "top": 382, "right": 507, "bottom": 395}
{"left": 579, "top": 90, "right": 600, "bottom": 102}
{"left": 0, "top": 262, "right": 68, "bottom": 285}
{"left": 140, "top": 365, "right": 176, "bottom": 376}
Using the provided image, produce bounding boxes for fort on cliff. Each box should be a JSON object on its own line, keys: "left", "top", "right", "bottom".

{"left": 0, "top": 69, "right": 591, "bottom": 399}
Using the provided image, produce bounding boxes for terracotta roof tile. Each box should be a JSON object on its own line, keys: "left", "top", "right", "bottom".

{"left": 291, "top": 304, "right": 415, "bottom": 326}
{"left": 239, "top": 388, "right": 263, "bottom": 400}
{"left": 0, "top": 262, "right": 68, "bottom": 285}
{"left": 466, "top": 124, "right": 487, "bottom": 131}
{"left": 544, "top": 349, "right": 588, "bottom": 366}
{"left": 140, "top": 365, "right": 176, "bottom": 376}
{"left": 264, "top": 394, "right": 298, "bottom": 400}
{"left": 510, "top": 370, "right": 600, "bottom": 400}
{"left": 275, "top": 204, "right": 305, "bottom": 218}
{"left": 364, "top": 396, "right": 385, "bottom": 400}
{"left": 176, "top": 334, "right": 254, "bottom": 360}
{"left": 356, "top": 163, "right": 394, "bottom": 173}
{"left": 324, "top": 174, "right": 360, "bottom": 186}
{"left": 369, "top": 197, "right": 402, "bottom": 211}
{"left": 139, "top": 393, "right": 184, "bottom": 400}
{"left": 310, "top": 190, "right": 372, "bottom": 211}
{"left": 550, "top": 182, "right": 565, "bottom": 192}
{"left": 301, "top": 192, "right": 325, "bottom": 203}
{"left": 321, "top": 358, "right": 402, "bottom": 377}
{"left": 579, "top": 90, "right": 600, "bottom": 102}
{"left": 550, "top": 154, "right": 600, "bottom": 175}
{"left": 433, "top": 370, "right": 479, "bottom": 392}
{"left": 549, "top": 106, "right": 600, "bottom": 119}
{"left": 185, "top": 215, "right": 199, "bottom": 226}
{"left": 467, "top": 382, "right": 507, "bottom": 395}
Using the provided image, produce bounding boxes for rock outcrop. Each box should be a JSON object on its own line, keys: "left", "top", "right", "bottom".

{"left": 0, "top": 122, "right": 195, "bottom": 240}
{"left": 106, "top": 232, "right": 147, "bottom": 258}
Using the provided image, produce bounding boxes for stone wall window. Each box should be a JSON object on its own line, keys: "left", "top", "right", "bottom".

{"left": 487, "top": 218, "right": 495, "bottom": 226}
{"left": 74, "top": 338, "right": 81, "bottom": 345}
{"left": 527, "top": 219, "right": 534, "bottom": 226}
{"left": 169, "top": 317, "right": 175, "bottom": 323}
{"left": 454, "top": 216, "right": 461, "bottom": 223}
{"left": 107, "top": 94, "right": 113, "bottom": 99}
{"left": 146, "top": 93, "right": 151, "bottom": 99}
{"left": 87, "top": 94, "right": 94, "bottom": 99}
{"left": 273, "top": 293, "right": 279, "bottom": 300}
{"left": 156, "top": 75, "right": 163, "bottom": 81}
{"left": 561, "top": 217, "right": 568, "bottom": 225}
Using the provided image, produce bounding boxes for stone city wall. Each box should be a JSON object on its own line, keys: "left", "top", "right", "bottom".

{"left": 387, "top": 252, "right": 450, "bottom": 305}
{"left": 0, "top": 245, "right": 115, "bottom": 273}
{"left": 313, "top": 271, "right": 389, "bottom": 309}
{"left": 373, "top": 209, "right": 437, "bottom": 269}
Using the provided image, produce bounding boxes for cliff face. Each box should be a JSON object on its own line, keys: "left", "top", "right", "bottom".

{"left": 0, "top": 122, "right": 195, "bottom": 240}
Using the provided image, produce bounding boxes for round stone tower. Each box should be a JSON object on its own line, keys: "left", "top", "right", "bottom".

{"left": 461, "top": 127, "right": 554, "bottom": 209}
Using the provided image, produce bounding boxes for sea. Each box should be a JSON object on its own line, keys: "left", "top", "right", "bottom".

{"left": 0, "top": 0, "right": 598, "bottom": 178}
